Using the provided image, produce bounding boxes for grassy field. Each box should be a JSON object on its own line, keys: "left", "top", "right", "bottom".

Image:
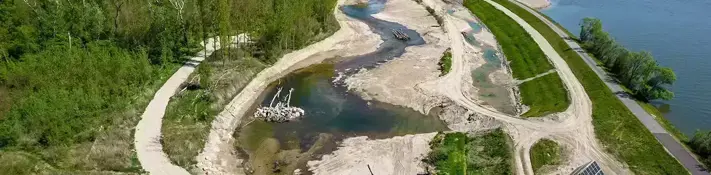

{"left": 519, "top": 73, "right": 569, "bottom": 117}
{"left": 162, "top": 49, "right": 267, "bottom": 169}
{"left": 464, "top": 0, "right": 569, "bottom": 117}
{"left": 423, "top": 129, "right": 513, "bottom": 175}
{"left": 491, "top": 0, "right": 688, "bottom": 173}
{"left": 530, "top": 139, "right": 562, "bottom": 173}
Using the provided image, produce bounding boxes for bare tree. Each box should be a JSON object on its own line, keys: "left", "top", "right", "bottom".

{"left": 169, "top": 0, "right": 185, "bottom": 20}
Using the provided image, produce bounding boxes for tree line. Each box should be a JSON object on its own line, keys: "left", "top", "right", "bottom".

{"left": 0, "top": 0, "right": 339, "bottom": 172}
{"left": 579, "top": 17, "right": 676, "bottom": 101}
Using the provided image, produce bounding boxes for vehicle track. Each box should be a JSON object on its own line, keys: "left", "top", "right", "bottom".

{"left": 422, "top": 0, "right": 630, "bottom": 174}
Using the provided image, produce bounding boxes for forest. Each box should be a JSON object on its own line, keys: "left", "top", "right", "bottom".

{"left": 0, "top": 0, "right": 338, "bottom": 173}
{"left": 579, "top": 18, "right": 676, "bottom": 101}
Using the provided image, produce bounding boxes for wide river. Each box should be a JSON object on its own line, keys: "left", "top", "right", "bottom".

{"left": 542, "top": 0, "right": 711, "bottom": 136}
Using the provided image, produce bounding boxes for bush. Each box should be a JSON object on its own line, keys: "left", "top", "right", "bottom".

{"left": 689, "top": 131, "right": 711, "bottom": 168}
{"left": 424, "top": 130, "right": 512, "bottom": 174}
{"left": 439, "top": 49, "right": 453, "bottom": 76}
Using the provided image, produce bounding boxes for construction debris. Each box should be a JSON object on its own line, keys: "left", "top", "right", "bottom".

{"left": 392, "top": 29, "right": 410, "bottom": 40}
{"left": 254, "top": 87, "right": 305, "bottom": 122}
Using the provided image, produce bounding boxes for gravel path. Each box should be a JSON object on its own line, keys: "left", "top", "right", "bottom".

{"left": 424, "top": 0, "right": 629, "bottom": 174}
{"left": 506, "top": 1, "right": 710, "bottom": 174}
{"left": 133, "top": 39, "right": 220, "bottom": 175}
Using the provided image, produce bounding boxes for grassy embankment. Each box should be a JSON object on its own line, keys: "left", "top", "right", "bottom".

{"left": 530, "top": 139, "right": 562, "bottom": 174}
{"left": 490, "top": 0, "right": 688, "bottom": 173}
{"left": 439, "top": 48, "right": 453, "bottom": 76}
{"left": 520, "top": 1, "right": 688, "bottom": 143}
{"left": 423, "top": 129, "right": 513, "bottom": 174}
{"left": 162, "top": 49, "right": 267, "bottom": 169}
{"left": 463, "top": 0, "right": 569, "bottom": 117}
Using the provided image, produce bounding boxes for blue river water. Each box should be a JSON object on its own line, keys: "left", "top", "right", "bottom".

{"left": 236, "top": 1, "right": 447, "bottom": 173}
{"left": 542, "top": 0, "right": 711, "bottom": 135}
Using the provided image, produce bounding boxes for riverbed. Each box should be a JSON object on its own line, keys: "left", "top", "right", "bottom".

{"left": 235, "top": 1, "right": 448, "bottom": 174}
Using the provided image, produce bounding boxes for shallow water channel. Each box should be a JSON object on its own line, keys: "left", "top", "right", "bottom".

{"left": 456, "top": 10, "right": 516, "bottom": 115}
{"left": 236, "top": 1, "right": 447, "bottom": 174}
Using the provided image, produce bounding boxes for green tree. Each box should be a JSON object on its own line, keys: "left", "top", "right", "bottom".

{"left": 579, "top": 17, "right": 675, "bottom": 101}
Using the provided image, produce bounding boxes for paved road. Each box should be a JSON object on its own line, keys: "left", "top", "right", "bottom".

{"left": 507, "top": 1, "right": 710, "bottom": 174}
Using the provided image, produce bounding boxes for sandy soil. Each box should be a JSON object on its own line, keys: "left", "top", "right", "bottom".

{"left": 516, "top": 0, "right": 551, "bottom": 9}
{"left": 307, "top": 133, "right": 438, "bottom": 175}
{"left": 311, "top": 0, "right": 508, "bottom": 174}
{"left": 194, "top": 0, "right": 382, "bottom": 174}
{"left": 427, "top": 0, "right": 631, "bottom": 174}
{"left": 343, "top": 0, "right": 451, "bottom": 115}
{"left": 189, "top": 0, "right": 631, "bottom": 174}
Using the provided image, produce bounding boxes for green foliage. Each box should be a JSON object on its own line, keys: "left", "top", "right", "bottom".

{"left": 530, "top": 139, "right": 561, "bottom": 173}
{"left": 236, "top": 0, "right": 340, "bottom": 63}
{"left": 464, "top": 0, "right": 568, "bottom": 117}
{"left": 439, "top": 49, "right": 453, "bottom": 76}
{"left": 519, "top": 73, "right": 569, "bottom": 117}
{"left": 162, "top": 50, "right": 267, "bottom": 169}
{"left": 579, "top": 18, "right": 676, "bottom": 101}
{"left": 463, "top": 0, "right": 553, "bottom": 80}
{"left": 490, "top": 0, "right": 688, "bottom": 173}
{"left": 0, "top": 41, "right": 172, "bottom": 172}
{"left": 689, "top": 131, "right": 711, "bottom": 169}
{"left": 0, "top": 42, "right": 153, "bottom": 147}
{"left": 0, "top": 0, "right": 339, "bottom": 172}
{"left": 424, "top": 130, "right": 513, "bottom": 175}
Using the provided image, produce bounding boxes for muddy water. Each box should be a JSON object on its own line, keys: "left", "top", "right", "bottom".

{"left": 235, "top": 1, "right": 447, "bottom": 174}
{"left": 460, "top": 18, "right": 516, "bottom": 115}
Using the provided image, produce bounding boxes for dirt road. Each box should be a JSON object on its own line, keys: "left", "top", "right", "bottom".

{"left": 506, "top": 1, "right": 709, "bottom": 174}
{"left": 423, "top": 0, "right": 630, "bottom": 174}
{"left": 134, "top": 38, "right": 220, "bottom": 175}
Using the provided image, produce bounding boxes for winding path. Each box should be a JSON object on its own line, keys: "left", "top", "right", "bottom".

{"left": 423, "top": 0, "right": 628, "bottom": 174}
{"left": 506, "top": 0, "right": 710, "bottom": 174}
{"left": 134, "top": 39, "right": 220, "bottom": 175}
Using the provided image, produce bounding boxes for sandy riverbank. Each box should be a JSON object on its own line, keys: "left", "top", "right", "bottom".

{"left": 343, "top": 0, "right": 450, "bottom": 115}
{"left": 307, "top": 133, "right": 438, "bottom": 174}
{"left": 195, "top": 0, "right": 382, "bottom": 173}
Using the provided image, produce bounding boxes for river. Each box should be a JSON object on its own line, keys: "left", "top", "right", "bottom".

{"left": 235, "top": 1, "right": 447, "bottom": 174}
{"left": 542, "top": 0, "right": 711, "bottom": 136}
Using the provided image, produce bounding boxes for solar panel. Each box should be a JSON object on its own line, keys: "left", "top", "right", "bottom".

{"left": 574, "top": 161, "right": 604, "bottom": 175}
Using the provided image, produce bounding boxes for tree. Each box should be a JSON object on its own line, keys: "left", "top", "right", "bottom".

{"left": 689, "top": 131, "right": 711, "bottom": 168}
{"left": 579, "top": 18, "right": 676, "bottom": 101}
{"left": 217, "top": 0, "right": 230, "bottom": 63}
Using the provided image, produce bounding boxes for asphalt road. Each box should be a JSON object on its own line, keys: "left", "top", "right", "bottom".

{"left": 506, "top": 1, "right": 710, "bottom": 174}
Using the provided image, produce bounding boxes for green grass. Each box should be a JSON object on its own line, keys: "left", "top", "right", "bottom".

{"left": 530, "top": 139, "right": 562, "bottom": 173}
{"left": 637, "top": 101, "right": 688, "bottom": 141}
{"left": 490, "top": 0, "right": 688, "bottom": 173}
{"left": 464, "top": 0, "right": 553, "bottom": 80}
{"left": 423, "top": 129, "right": 513, "bottom": 175}
{"left": 464, "top": 0, "right": 569, "bottom": 117}
{"left": 519, "top": 73, "right": 569, "bottom": 117}
{"left": 439, "top": 49, "right": 453, "bottom": 76}
{"left": 162, "top": 50, "right": 267, "bottom": 170}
